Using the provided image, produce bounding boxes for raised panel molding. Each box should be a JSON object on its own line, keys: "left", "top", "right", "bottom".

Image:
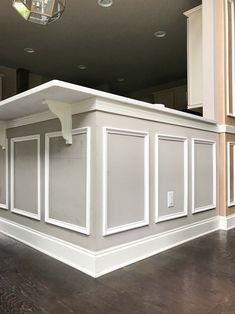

{"left": 155, "top": 134, "right": 188, "bottom": 223}
{"left": 102, "top": 127, "right": 149, "bottom": 236}
{"left": 45, "top": 127, "right": 91, "bottom": 235}
{"left": 225, "top": 0, "right": 235, "bottom": 116}
{"left": 191, "top": 138, "right": 216, "bottom": 213}
{"left": 227, "top": 141, "right": 235, "bottom": 207}
{"left": 0, "top": 140, "right": 9, "bottom": 210}
{"left": 10, "top": 135, "right": 41, "bottom": 220}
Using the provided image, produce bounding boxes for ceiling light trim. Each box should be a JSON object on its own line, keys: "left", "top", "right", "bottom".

{"left": 98, "top": 0, "right": 113, "bottom": 8}
{"left": 24, "top": 47, "right": 35, "bottom": 53}
{"left": 154, "top": 30, "right": 167, "bottom": 38}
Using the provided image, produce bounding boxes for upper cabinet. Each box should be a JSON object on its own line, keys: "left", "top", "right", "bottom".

{"left": 184, "top": 5, "right": 203, "bottom": 110}
{"left": 225, "top": 0, "right": 235, "bottom": 117}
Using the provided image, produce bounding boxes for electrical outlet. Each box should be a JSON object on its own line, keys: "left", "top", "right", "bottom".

{"left": 167, "top": 191, "right": 174, "bottom": 208}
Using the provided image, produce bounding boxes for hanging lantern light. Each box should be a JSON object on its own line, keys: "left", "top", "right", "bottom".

{"left": 12, "top": 0, "right": 66, "bottom": 25}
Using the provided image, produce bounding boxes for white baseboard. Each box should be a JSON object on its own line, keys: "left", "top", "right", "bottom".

{"left": 219, "top": 214, "right": 235, "bottom": 231}
{"left": 95, "top": 216, "right": 220, "bottom": 276}
{"left": 0, "top": 217, "right": 96, "bottom": 277}
{"left": 0, "top": 216, "right": 223, "bottom": 278}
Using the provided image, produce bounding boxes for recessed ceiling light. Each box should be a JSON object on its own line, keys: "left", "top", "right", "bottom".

{"left": 154, "top": 30, "right": 167, "bottom": 38}
{"left": 117, "top": 77, "right": 125, "bottom": 82}
{"left": 98, "top": 0, "right": 113, "bottom": 8}
{"left": 24, "top": 47, "right": 35, "bottom": 53}
{"left": 78, "top": 65, "right": 87, "bottom": 70}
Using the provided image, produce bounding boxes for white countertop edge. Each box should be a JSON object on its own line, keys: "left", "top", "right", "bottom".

{"left": 0, "top": 80, "right": 216, "bottom": 126}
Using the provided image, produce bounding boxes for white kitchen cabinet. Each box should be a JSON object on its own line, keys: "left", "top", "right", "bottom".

{"left": 184, "top": 5, "right": 203, "bottom": 109}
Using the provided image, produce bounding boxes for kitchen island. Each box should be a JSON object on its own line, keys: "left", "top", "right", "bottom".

{"left": 0, "top": 80, "right": 218, "bottom": 277}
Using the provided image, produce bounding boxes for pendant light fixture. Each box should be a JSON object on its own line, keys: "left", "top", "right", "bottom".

{"left": 12, "top": 0, "right": 66, "bottom": 25}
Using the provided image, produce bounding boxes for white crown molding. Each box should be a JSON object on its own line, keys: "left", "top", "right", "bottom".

{"left": 7, "top": 111, "right": 56, "bottom": 129}
{"left": 217, "top": 124, "right": 235, "bottom": 134}
{"left": 217, "top": 124, "right": 227, "bottom": 133}
{"left": 5, "top": 95, "right": 219, "bottom": 133}
{"left": 8, "top": 111, "right": 235, "bottom": 136}
{"left": 7, "top": 98, "right": 97, "bottom": 129}
{"left": 95, "top": 99, "right": 217, "bottom": 133}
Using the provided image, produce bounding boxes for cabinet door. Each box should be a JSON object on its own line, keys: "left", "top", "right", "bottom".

{"left": 184, "top": 6, "right": 203, "bottom": 109}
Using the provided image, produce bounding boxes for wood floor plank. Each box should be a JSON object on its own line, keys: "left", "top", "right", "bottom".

{"left": 0, "top": 230, "right": 234, "bottom": 313}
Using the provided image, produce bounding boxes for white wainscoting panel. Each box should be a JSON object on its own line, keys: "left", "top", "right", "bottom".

{"left": 102, "top": 127, "right": 149, "bottom": 236}
{"left": 0, "top": 140, "right": 9, "bottom": 210}
{"left": 225, "top": 0, "right": 235, "bottom": 116}
{"left": 10, "top": 135, "right": 41, "bottom": 220}
{"left": 192, "top": 138, "right": 216, "bottom": 213}
{"left": 155, "top": 134, "right": 188, "bottom": 223}
{"left": 227, "top": 142, "right": 235, "bottom": 207}
{"left": 45, "top": 127, "right": 91, "bottom": 235}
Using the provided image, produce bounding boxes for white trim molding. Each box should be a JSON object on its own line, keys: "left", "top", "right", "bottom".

{"left": 0, "top": 217, "right": 95, "bottom": 277}
{"left": 155, "top": 134, "right": 188, "bottom": 223}
{"left": 219, "top": 214, "right": 235, "bottom": 231}
{"left": 225, "top": 0, "right": 235, "bottom": 116}
{"left": 10, "top": 135, "right": 41, "bottom": 220}
{"left": 216, "top": 124, "right": 235, "bottom": 134}
{"left": 102, "top": 127, "right": 149, "bottom": 236}
{"left": 45, "top": 127, "right": 91, "bottom": 235}
{"left": 191, "top": 138, "right": 217, "bottom": 213}
{"left": 227, "top": 141, "right": 235, "bottom": 207}
{"left": 5, "top": 98, "right": 218, "bottom": 133}
{"left": 0, "top": 140, "right": 9, "bottom": 210}
{"left": 0, "top": 216, "right": 220, "bottom": 278}
{"left": 0, "top": 121, "right": 7, "bottom": 150}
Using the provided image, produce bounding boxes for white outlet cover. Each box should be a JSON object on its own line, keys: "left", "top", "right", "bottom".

{"left": 167, "top": 191, "right": 174, "bottom": 208}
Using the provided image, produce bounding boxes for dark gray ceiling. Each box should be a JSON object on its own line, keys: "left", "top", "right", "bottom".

{"left": 0, "top": 0, "right": 201, "bottom": 95}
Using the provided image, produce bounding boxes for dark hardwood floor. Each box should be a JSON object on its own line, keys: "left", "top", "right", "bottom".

{"left": 0, "top": 230, "right": 235, "bottom": 313}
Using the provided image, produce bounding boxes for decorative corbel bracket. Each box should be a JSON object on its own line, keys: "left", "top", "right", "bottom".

{"left": 0, "top": 121, "right": 7, "bottom": 150}
{"left": 43, "top": 99, "right": 72, "bottom": 145}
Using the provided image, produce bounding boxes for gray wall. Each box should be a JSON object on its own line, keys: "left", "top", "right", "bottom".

{"left": 48, "top": 133, "right": 87, "bottom": 227}
{"left": 0, "top": 148, "right": 6, "bottom": 205}
{"left": 14, "top": 140, "right": 38, "bottom": 213}
{"left": 194, "top": 141, "right": 214, "bottom": 209}
{"left": 95, "top": 111, "right": 218, "bottom": 250}
{"left": 158, "top": 136, "right": 186, "bottom": 218}
{"left": 0, "top": 113, "right": 97, "bottom": 250}
{"left": 0, "top": 109, "right": 218, "bottom": 252}
{"left": 107, "top": 131, "right": 146, "bottom": 229}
